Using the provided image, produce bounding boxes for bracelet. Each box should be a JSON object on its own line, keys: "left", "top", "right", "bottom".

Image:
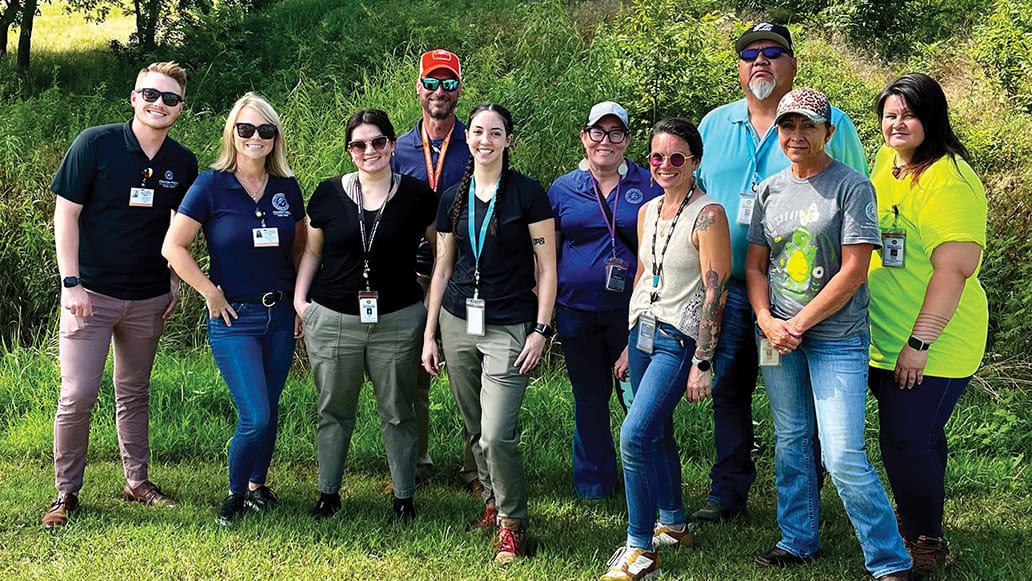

{"left": 532, "top": 322, "right": 555, "bottom": 338}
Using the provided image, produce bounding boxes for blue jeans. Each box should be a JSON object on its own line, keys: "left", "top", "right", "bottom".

{"left": 761, "top": 332, "right": 911, "bottom": 578}
{"left": 622, "top": 319, "right": 691, "bottom": 551}
{"left": 870, "top": 368, "right": 970, "bottom": 540}
{"left": 556, "top": 304, "right": 628, "bottom": 499}
{"left": 208, "top": 301, "right": 295, "bottom": 495}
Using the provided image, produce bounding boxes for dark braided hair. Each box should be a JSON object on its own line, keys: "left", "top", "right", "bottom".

{"left": 449, "top": 104, "right": 514, "bottom": 236}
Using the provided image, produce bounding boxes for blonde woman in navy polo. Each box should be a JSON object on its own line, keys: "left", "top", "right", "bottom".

{"left": 163, "top": 93, "right": 306, "bottom": 526}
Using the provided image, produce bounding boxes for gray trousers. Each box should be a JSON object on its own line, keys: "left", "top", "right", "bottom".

{"left": 303, "top": 301, "right": 424, "bottom": 499}
{"left": 439, "top": 309, "right": 530, "bottom": 520}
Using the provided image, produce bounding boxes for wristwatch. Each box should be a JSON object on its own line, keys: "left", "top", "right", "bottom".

{"left": 62, "top": 276, "right": 81, "bottom": 288}
{"left": 907, "top": 335, "right": 932, "bottom": 351}
{"left": 532, "top": 322, "right": 555, "bottom": 338}
{"left": 692, "top": 355, "right": 712, "bottom": 372}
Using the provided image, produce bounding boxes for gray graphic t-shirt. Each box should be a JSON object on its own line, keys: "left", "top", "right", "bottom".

{"left": 747, "top": 160, "right": 880, "bottom": 340}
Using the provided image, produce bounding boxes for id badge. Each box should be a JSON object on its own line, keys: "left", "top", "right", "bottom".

{"left": 736, "top": 192, "right": 755, "bottom": 225}
{"left": 758, "top": 338, "right": 781, "bottom": 367}
{"left": 358, "top": 291, "right": 378, "bottom": 324}
{"left": 604, "top": 258, "right": 629, "bottom": 293}
{"left": 881, "top": 230, "right": 906, "bottom": 268}
{"left": 129, "top": 187, "right": 155, "bottom": 207}
{"left": 636, "top": 312, "right": 657, "bottom": 354}
{"left": 466, "top": 298, "right": 486, "bottom": 336}
{"left": 252, "top": 227, "right": 280, "bottom": 248}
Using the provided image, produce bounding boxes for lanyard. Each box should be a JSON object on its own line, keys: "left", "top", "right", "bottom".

{"left": 592, "top": 177, "right": 621, "bottom": 258}
{"left": 649, "top": 185, "right": 695, "bottom": 304}
{"left": 467, "top": 176, "right": 498, "bottom": 299}
{"left": 356, "top": 176, "right": 393, "bottom": 291}
{"left": 421, "top": 122, "right": 453, "bottom": 192}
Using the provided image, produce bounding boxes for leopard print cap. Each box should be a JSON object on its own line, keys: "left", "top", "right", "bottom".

{"left": 775, "top": 87, "right": 830, "bottom": 124}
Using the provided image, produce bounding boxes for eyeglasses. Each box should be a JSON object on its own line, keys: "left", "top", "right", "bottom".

{"left": 739, "top": 46, "right": 790, "bottom": 62}
{"left": 585, "top": 126, "right": 628, "bottom": 144}
{"left": 648, "top": 152, "right": 693, "bottom": 167}
{"left": 420, "top": 77, "right": 460, "bottom": 92}
{"left": 134, "top": 88, "right": 183, "bottom": 107}
{"left": 348, "top": 135, "right": 391, "bottom": 153}
{"left": 235, "top": 123, "right": 277, "bottom": 139}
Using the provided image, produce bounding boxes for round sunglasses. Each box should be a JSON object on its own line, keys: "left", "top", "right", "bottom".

{"left": 648, "top": 152, "right": 693, "bottom": 167}
{"left": 235, "top": 123, "right": 278, "bottom": 139}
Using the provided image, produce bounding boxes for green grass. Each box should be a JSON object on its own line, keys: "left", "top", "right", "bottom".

{"left": 0, "top": 343, "right": 1030, "bottom": 579}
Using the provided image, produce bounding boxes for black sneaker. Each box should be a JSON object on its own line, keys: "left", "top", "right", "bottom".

{"left": 311, "top": 492, "right": 341, "bottom": 519}
{"left": 390, "top": 496, "right": 416, "bottom": 523}
{"left": 216, "top": 494, "right": 246, "bottom": 526}
{"left": 245, "top": 485, "right": 279, "bottom": 512}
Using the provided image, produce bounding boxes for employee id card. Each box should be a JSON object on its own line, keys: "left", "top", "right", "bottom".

{"left": 736, "top": 192, "right": 756, "bottom": 225}
{"left": 129, "top": 187, "right": 155, "bottom": 207}
{"left": 358, "top": 291, "right": 378, "bottom": 324}
{"left": 604, "top": 258, "right": 629, "bottom": 293}
{"left": 636, "top": 312, "right": 657, "bottom": 354}
{"left": 881, "top": 229, "right": 906, "bottom": 268}
{"left": 466, "top": 298, "right": 485, "bottom": 336}
{"left": 252, "top": 227, "right": 280, "bottom": 247}
{"left": 758, "top": 338, "right": 781, "bottom": 367}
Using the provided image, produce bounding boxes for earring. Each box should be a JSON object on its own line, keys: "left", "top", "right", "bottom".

{"left": 650, "top": 175, "right": 655, "bottom": 188}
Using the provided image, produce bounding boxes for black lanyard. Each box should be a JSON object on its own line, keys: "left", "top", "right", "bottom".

{"left": 649, "top": 185, "right": 695, "bottom": 304}
{"left": 355, "top": 176, "right": 395, "bottom": 291}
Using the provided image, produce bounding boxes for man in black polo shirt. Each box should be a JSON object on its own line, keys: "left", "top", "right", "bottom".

{"left": 43, "top": 61, "right": 198, "bottom": 528}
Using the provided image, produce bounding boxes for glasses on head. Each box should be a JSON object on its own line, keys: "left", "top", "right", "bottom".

{"left": 235, "top": 123, "right": 277, "bottom": 140}
{"left": 420, "top": 77, "right": 460, "bottom": 92}
{"left": 348, "top": 135, "right": 390, "bottom": 153}
{"left": 586, "top": 126, "right": 628, "bottom": 144}
{"left": 135, "top": 88, "right": 183, "bottom": 107}
{"left": 739, "top": 46, "right": 790, "bottom": 62}
{"left": 648, "top": 152, "right": 692, "bottom": 168}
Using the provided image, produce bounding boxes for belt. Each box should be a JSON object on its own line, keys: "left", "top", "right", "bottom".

{"left": 232, "top": 291, "right": 288, "bottom": 307}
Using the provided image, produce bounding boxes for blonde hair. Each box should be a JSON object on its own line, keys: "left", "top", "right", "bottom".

{"left": 136, "top": 62, "right": 187, "bottom": 98}
{"left": 211, "top": 92, "right": 294, "bottom": 177}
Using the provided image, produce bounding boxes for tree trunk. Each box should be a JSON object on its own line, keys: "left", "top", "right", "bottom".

{"left": 133, "top": 0, "right": 161, "bottom": 50}
{"left": 1, "top": 0, "right": 23, "bottom": 58}
{"left": 16, "top": 0, "right": 35, "bottom": 72}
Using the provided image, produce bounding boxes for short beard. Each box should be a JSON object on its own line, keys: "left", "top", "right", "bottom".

{"left": 748, "top": 78, "right": 776, "bottom": 101}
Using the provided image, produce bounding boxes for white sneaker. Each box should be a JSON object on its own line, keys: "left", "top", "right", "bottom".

{"left": 653, "top": 521, "right": 693, "bottom": 547}
{"left": 600, "top": 544, "right": 661, "bottom": 580}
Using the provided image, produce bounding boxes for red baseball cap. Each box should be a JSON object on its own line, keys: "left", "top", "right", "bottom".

{"left": 419, "top": 49, "right": 461, "bottom": 80}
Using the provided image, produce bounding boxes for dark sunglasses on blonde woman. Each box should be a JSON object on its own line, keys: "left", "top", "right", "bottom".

{"left": 236, "top": 123, "right": 278, "bottom": 139}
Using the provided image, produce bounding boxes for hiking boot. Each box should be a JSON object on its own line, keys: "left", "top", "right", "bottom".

{"left": 471, "top": 501, "right": 499, "bottom": 531}
{"left": 311, "top": 492, "right": 342, "bottom": 519}
{"left": 42, "top": 493, "right": 79, "bottom": 529}
{"left": 245, "top": 485, "right": 279, "bottom": 512}
{"left": 493, "top": 519, "right": 524, "bottom": 564}
{"left": 754, "top": 546, "right": 812, "bottom": 568}
{"left": 390, "top": 496, "right": 416, "bottom": 523}
{"left": 653, "top": 521, "right": 694, "bottom": 547}
{"left": 466, "top": 478, "right": 485, "bottom": 497}
{"left": 216, "top": 493, "right": 246, "bottom": 526}
{"left": 122, "top": 480, "right": 176, "bottom": 507}
{"left": 907, "top": 535, "right": 950, "bottom": 577}
{"left": 600, "top": 544, "right": 661, "bottom": 580}
{"left": 687, "top": 499, "right": 742, "bottom": 523}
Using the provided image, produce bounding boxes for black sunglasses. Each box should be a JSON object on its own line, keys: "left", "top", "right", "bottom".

{"left": 585, "top": 126, "right": 628, "bottom": 144}
{"left": 236, "top": 123, "right": 278, "bottom": 139}
{"left": 135, "top": 88, "right": 183, "bottom": 107}
{"left": 348, "top": 135, "right": 391, "bottom": 153}
{"left": 739, "top": 46, "right": 790, "bottom": 61}
{"left": 420, "top": 77, "right": 460, "bottom": 92}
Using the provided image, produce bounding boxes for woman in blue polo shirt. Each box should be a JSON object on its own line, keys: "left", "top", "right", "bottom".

{"left": 547, "top": 101, "right": 662, "bottom": 500}
{"left": 163, "top": 93, "right": 305, "bottom": 526}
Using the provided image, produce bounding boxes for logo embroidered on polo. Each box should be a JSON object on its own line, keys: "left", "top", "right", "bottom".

{"left": 625, "top": 188, "right": 644, "bottom": 204}
{"left": 272, "top": 192, "right": 291, "bottom": 217}
{"left": 158, "top": 169, "right": 179, "bottom": 188}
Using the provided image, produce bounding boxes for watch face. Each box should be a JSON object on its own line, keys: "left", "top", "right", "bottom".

{"left": 62, "top": 276, "right": 80, "bottom": 288}
{"left": 696, "top": 359, "right": 711, "bottom": 372}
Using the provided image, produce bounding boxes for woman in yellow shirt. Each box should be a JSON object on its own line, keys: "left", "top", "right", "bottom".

{"left": 869, "top": 72, "right": 988, "bottom": 577}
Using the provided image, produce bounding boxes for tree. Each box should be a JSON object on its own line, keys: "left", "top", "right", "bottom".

{"left": 66, "top": 0, "right": 212, "bottom": 51}
{"left": 1, "top": 1, "right": 21, "bottom": 59}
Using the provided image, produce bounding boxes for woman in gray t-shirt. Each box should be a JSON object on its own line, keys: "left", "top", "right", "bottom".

{"left": 744, "top": 88, "right": 912, "bottom": 580}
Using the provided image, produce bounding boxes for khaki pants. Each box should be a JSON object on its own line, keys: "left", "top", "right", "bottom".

{"left": 439, "top": 309, "right": 530, "bottom": 520}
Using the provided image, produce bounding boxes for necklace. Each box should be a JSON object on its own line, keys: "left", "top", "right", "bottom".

{"left": 237, "top": 172, "right": 268, "bottom": 202}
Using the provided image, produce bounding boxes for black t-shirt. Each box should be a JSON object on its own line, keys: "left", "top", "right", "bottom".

{"left": 436, "top": 171, "right": 553, "bottom": 325}
{"left": 307, "top": 174, "right": 437, "bottom": 315}
{"left": 50, "top": 120, "right": 198, "bottom": 299}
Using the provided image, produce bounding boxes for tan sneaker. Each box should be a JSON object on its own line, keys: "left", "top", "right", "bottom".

{"left": 653, "top": 521, "right": 693, "bottom": 547}
{"left": 122, "top": 480, "right": 176, "bottom": 507}
{"left": 600, "top": 544, "right": 661, "bottom": 580}
{"left": 42, "top": 493, "right": 79, "bottom": 528}
{"left": 493, "top": 518, "right": 524, "bottom": 564}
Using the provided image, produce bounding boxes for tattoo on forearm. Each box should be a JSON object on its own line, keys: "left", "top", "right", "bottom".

{"left": 532, "top": 237, "right": 545, "bottom": 246}
{"left": 695, "top": 268, "right": 729, "bottom": 360}
{"left": 912, "top": 311, "right": 950, "bottom": 342}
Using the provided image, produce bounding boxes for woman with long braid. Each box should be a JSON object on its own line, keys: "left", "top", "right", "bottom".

{"left": 421, "top": 104, "right": 556, "bottom": 564}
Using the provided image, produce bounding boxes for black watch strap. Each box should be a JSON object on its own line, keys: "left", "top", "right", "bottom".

{"left": 907, "top": 335, "right": 931, "bottom": 351}
{"left": 62, "top": 276, "right": 81, "bottom": 288}
{"left": 532, "top": 322, "right": 555, "bottom": 338}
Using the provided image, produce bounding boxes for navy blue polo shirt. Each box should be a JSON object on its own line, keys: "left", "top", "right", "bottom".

{"left": 50, "top": 120, "right": 198, "bottom": 300}
{"left": 548, "top": 160, "right": 661, "bottom": 311}
{"left": 178, "top": 170, "right": 305, "bottom": 301}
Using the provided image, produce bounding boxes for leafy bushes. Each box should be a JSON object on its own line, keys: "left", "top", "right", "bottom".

{"left": 971, "top": 0, "right": 1032, "bottom": 113}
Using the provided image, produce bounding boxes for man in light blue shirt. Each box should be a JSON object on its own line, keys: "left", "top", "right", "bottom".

{"left": 691, "top": 22, "right": 868, "bottom": 523}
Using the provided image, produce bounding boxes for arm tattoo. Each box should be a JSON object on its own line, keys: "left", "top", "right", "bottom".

{"left": 695, "top": 206, "right": 718, "bottom": 232}
{"left": 532, "top": 237, "right": 545, "bottom": 246}
{"left": 695, "top": 268, "right": 729, "bottom": 360}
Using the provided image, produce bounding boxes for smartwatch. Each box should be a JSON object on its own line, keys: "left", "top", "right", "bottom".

{"left": 907, "top": 335, "right": 932, "bottom": 351}
{"left": 692, "top": 355, "right": 712, "bottom": 372}
{"left": 532, "top": 322, "right": 555, "bottom": 339}
{"left": 62, "top": 276, "right": 81, "bottom": 288}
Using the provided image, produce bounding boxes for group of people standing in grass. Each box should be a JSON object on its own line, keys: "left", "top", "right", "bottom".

{"left": 44, "top": 20, "right": 988, "bottom": 581}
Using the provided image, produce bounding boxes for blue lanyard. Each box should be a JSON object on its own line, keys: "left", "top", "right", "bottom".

{"left": 467, "top": 176, "right": 498, "bottom": 298}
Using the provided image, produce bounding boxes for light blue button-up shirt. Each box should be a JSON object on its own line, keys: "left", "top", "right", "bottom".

{"left": 696, "top": 99, "right": 868, "bottom": 280}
